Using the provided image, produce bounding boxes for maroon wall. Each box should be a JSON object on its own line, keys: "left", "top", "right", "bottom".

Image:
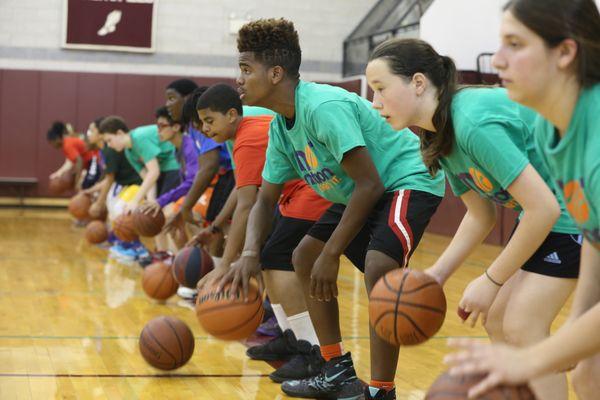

{"left": 0, "top": 68, "right": 514, "bottom": 244}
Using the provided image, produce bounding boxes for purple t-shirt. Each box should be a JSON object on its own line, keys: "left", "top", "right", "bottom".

{"left": 156, "top": 135, "right": 199, "bottom": 207}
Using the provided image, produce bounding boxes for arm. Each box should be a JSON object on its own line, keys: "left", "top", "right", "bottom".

{"left": 213, "top": 181, "right": 283, "bottom": 298}
{"left": 127, "top": 158, "right": 160, "bottom": 212}
{"left": 181, "top": 149, "right": 220, "bottom": 225}
{"left": 94, "top": 174, "right": 114, "bottom": 208}
{"left": 458, "top": 165, "right": 560, "bottom": 326}
{"left": 50, "top": 159, "right": 75, "bottom": 178}
{"left": 311, "top": 146, "right": 384, "bottom": 301}
{"left": 219, "top": 185, "right": 258, "bottom": 268}
{"left": 446, "top": 239, "right": 600, "bottom": 398}
{"left": 185, "top": 187, "right": 238, "bottom": 245}
{"left": 426, "top": 190, "right": 497, "bottom": 284}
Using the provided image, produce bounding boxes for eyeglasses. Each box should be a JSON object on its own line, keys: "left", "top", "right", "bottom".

{"left": 156, "top": 122, "right": 171, "bottom": 130}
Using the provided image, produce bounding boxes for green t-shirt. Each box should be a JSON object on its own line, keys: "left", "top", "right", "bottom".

{"left": 534, "top": 83, "right": 600, "bottom": 248}
{"left": 102, "top": 147, "right": 142, "bottom": 186}
{"left": 125, "top": 125, "right": 180, "bottom": 173}
{"left": 262, "top": 80, "right": 445, "bottom": 204}
{"left": 441, "top": 87, "right": 578, "bottom": 234}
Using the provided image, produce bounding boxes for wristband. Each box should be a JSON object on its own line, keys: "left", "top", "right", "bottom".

{"left": 485, "top": 269, "right": 503, "bottom": 287}
{"left": 242, "top": 250, "right": 259, "bottom": 258}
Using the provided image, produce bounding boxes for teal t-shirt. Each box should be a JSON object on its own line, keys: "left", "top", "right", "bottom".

{"left": 261, "top": 80, "right": 445, "bottom": 204}
{"left": 534, "top": 83, "right": 600, "bottom": 248}
{"left": 441, "top": 88, "right": 578, "bottom": 234}
{"left": 125, "top": 125, "right": 180, "bottom": 173}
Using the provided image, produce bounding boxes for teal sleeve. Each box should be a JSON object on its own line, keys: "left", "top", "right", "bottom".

{"left": 445, "top": 170, "right": 470, "bottom": 196}
{"left": 225, "top": 140, "right": 236, "bottom": 170}
{"left": 464, "top": 121, "right": 529, "bottom": 189}
{"left": 261, "top": 134, "right": 300, "bottom": 185}
{"left": 135, "top": 139, "right": 161, "bottom": 165}
{"left": 311, "top": 101, "right": 366, "bottom": 163}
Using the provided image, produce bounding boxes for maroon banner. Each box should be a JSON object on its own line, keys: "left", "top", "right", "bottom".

{"left": 62, "top": 0, "right": 156, "bottom": 53}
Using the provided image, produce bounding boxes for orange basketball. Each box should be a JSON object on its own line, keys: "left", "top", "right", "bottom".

{"left": 49, "top": 172, "right": 75, "bottom": 195}
{"left": 139, "top": 316, "right": 195, "bottom": 370}
{"left": 426, "top": 371, "right": 536, "bottom": 399}
{"left": 132, "top": 208, "right": 165, "bottom": 237}
{"left": 141, "top": 262, "right": 179, "bottom": 300}
{"left": 88, "top": 204, "right": 108, "bottom": 221}
{"left": 113, "top": 213, "right": 138, "bottom": 242}
{"left": 195, "top": 281, "right": 264, "bottom": 340}
{"left": 369, "top": 268, "right": 446, "bottom": 346}
{"left": 68, "top": 193, "right": 91, "bottom": 220}
{"left": 85, "top": 220, "right": 108, "bottom": 244}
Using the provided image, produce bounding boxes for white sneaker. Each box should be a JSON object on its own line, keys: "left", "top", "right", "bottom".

{"left": 177, "top": 286, "right": 197, "bottom": 300}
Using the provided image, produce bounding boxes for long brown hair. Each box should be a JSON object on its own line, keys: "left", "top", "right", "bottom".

{"left": 505, "top": 0, "right": 600, "bottom": 87}
{"left": 370, "top": 38, "right": 458, "bottom": 175}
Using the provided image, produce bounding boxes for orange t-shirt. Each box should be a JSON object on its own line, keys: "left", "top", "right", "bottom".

{"left": 233, "top": 116, "right": 331, "bottom": 222}
{"left": 62, "top": 136, "right": 97, "bottom": 167}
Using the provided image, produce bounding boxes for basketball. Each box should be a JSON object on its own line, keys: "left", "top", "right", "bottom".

{"left": 139, "top": 316, "right": 195, "bottom": 370}
{"left": 113, "top": 213, "right": 138, "bottom": 242}
{"left": 48, "top": 172, "right": 74, "bottom": 195}
{"left": 85, "top": 220, "right": 108, "bottom": 244}
{"left": 68, "top": 193, "right": 91, "bottom": 220}
{"left": 141, "top": 262, "right": 179, "bottom": 300}
{"left": 369, "top": 268, "right": 446, "bottom": 346}
{"left": 195, "top": 281, "right": 264, "bottom": 340}
{"left": 425, "top": 371, "right": 536, "bottom": 399}
{"left": 172, "top": 246, "right": 214, "bottom": 288}
{"left": 132, "top": 207, "right": 165, "bottom": 237}
{"left": 88, "top": 204, "right": 108, "bottom": 221}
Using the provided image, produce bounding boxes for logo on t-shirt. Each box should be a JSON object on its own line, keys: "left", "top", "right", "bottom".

{"left": 562, "top": 179, "right": 590, "bottom": 224}
{"left": 294, "top": 142, "right": 341, "bottom": 192}
{"left": 456, "top": 168, "right": 519, "bottom": 209}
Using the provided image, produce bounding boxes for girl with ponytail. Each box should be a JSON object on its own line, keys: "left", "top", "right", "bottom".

{"left": 445, "top": 0, "right": 600, "bottom": 398}
{"left": 366, "top": 38, "right": 581, "bottom": 399}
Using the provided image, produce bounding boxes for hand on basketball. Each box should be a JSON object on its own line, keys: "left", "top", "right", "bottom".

{"left": 124, "top": 201, "right": 139, "bottom": 215}
{"left": 458, "top": 274, "right": 501, "bottom": 327}
{"left": 310, "top": 252, "right": 340, "bottom": 302}
{"left": 197, "top": 266, "right": 230, "bottom": 292}
{"left": 140, "top": 201, "right": 161, "bottom": 217}
{"left": 49, "top": 171, "right": 60, "bottom": 180}
{"left": 445, "top": 338, "right": 533, "bottom": 398}
{"left": 219, "top": 254, "right": 264, "bottom": 301}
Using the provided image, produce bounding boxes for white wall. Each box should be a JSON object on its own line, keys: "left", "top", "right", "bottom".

{"left": 420, "top": 0, "right": 505, "bottom": 71}
{"left": 0, "top": 0, "right": 377, "bottom": 81}
{"left": 421, "top": 0, "right": 600, "bottom": 71}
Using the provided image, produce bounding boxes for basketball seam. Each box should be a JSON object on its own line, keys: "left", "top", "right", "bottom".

{"left": 196, "top": 291, "right": 260, "bottom": 315}
{"left": 397, "top": 281, "right": 438, "bottom": 294}
{"left": 145, "top": 326, "right": 178, "bottom": 369}
{"left": 140, "top": 327, "right": 177, "bottom": 369}
{"left": 199, "top": 296, "right": 263, "bottom": 336}
{"left": 152, "top": 266, "right": 171, "bottom": 299}
{"left": 369, "top": 297, "right": 446, "bottom": 314}
{"left": 163, "top": 317, "right": 185, "bottom": 365}
{"left": 392, "top": 270, "right": 409, "bottom": 346}
{"left": 374, "top": 309, "right": 427, "bottom": 343}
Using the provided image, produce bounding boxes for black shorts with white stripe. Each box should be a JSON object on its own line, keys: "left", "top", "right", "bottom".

{"left": 306, "top": 190, "right": 443, "bottom": 271}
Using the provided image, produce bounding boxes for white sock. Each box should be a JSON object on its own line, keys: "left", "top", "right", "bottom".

{"left": 288, "top": 311, "right": 320, "bottom": 346}
{"left": 271, "top": 304, "right": 291, "bottom": 332}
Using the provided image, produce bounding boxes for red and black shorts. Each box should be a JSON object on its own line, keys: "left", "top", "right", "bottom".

{"left": 307, "top": 190, "right": 443, "bottom": 271}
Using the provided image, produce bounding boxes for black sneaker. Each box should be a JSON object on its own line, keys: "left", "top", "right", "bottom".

{"left": 365, "top": 387, "right": 396, "bottom": 400}
{"left": 246, "top": 329, "right": 298, "bottom": 361}
{"left": 269, "top": 342, "right": 324, "bottom": 383}
{"left": 280, "top": 352, "right": 364, "bottom": 399}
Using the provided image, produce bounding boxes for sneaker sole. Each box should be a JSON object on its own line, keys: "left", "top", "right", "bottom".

{"left": 246, "top": 351, "right": 293, "bottom": 362}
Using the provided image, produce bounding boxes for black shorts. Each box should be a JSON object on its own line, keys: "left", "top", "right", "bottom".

{"left": 520, "top": 229, "right": 582, "bottom": 278}
{"left": 260, "top": 210, "right": 316, "bottom": 272}
{"left": 206, "top": 170, "right": 235, "bottom": 222}
{"left": 307, "top": 190, "right": 442, "bottom": 272}
{"left": 157, "top": 170, "right": 181, "bottom": 196}
{"left": 81, "top": 156, "right": 102, "bottom": 189}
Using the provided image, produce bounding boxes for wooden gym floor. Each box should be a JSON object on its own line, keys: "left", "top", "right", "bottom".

{"left": 0, "top": 209, "right": 575, "bottom": 399}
